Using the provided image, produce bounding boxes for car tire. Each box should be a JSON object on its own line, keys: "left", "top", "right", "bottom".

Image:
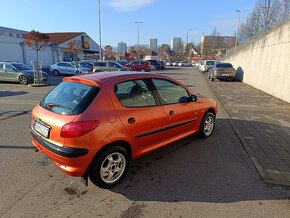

{"left": 19, "top": 75, "right": 28, "bottom": 85}
{"left": 198, "top": 112, "right": 215, "bottom": 138}
{"left": 89, "top": 146, "right": 130, "bottom": 189}
{"left": 53, "top": 69, "right": 59, "bottom": 76}
{"left": 140, "top": 69, "right": 145, "bottom": 72}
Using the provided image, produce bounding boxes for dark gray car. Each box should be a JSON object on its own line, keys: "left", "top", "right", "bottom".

{"left": 0, "top": 62, "right": 47, "bottom": 85}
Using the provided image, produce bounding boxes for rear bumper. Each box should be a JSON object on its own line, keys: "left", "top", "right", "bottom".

{"left": 30, "top": 127, "right": 94, "bottom": 177}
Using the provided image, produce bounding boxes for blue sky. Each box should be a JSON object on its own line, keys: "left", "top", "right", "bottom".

{"left": 0, "top": 0, "right": 256, "bottom": 47}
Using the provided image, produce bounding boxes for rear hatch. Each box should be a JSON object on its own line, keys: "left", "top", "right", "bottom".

{"left": 31, "top": 80, "right": 100, "bottom": 147}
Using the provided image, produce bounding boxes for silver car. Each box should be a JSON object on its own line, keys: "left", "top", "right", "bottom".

{"left": 0, "top": 62, "right": 47, "bottom": 85}
{"left": 50, "top": 62, "right": 90, "bottom": 76}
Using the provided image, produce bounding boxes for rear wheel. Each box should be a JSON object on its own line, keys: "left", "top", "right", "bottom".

{"left": 199, "top": 112, "right": 215, "bottom": 138}
{"left": 53, "top": 69, "right": 59, "bottom": 76}
{"left": 89, "top": 146, "right": 130, "bottom": 189}
{"left": 19, "top": 76, "right": 28, "bottom": 85}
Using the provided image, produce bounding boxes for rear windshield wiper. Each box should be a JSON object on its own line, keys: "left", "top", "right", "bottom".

{"left": 44, "top": 102, "right": 72, "bottom": 110}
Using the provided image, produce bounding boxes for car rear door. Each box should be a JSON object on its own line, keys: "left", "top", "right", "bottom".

{"left": 112, "top": 78, "right": 168, "bottom": 147}
{"left": 0, "top": 63, "right": 5, "bottom": 80}
{"left": 152, "top": 78, "right": 200, "bottom": 137}
{"left": 3, "top": 63, "right": 18, "bottom": 81}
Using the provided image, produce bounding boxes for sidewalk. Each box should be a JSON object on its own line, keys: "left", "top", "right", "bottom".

{"left": 206, "top": 78, "right": 290, "bottom": 186}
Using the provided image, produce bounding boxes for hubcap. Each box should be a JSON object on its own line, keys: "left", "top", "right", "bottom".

{"left": 204, "top": 116, "right": 214, "bottom": 136}
{"left": 20, "top": 76, "right": 27, "bottom": 84}
{"left": 100, "top": 152, "right": 126, "bottom": 184}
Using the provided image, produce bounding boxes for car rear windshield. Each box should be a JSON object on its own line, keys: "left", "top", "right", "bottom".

{"left": 216, "top": 63, "right": 233, "bottom": 68}
{"left": 40, "top": 82, "right": 100, "bottom": 115}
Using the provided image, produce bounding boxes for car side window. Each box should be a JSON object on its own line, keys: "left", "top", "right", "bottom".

{"left": 4, "top": 64, "right": 14, "bottom": 71}
{"left": 108, "top": 62, "right": 114, "bottom": 67}
{"left": 152, "top": 79, "right": 190, "bottom": 105}
{"left": 99, "top": 62, "right": 106, "bottom": 67}
{"left": 114, "top": 80, "right": 156, "bottom": 108}
{"left": 0, "top": 64, "right": 3, "bottom": 70}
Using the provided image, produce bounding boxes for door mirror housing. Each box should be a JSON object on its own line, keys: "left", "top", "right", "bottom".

{"left": 191, "top": 95, "right": 198, "bottom": 102}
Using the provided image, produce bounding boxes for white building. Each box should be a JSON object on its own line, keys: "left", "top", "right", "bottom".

{"left": 171, "top": 37, "right": 182, "bottom": 52}
{"left": 149, "top": 38, "right": 158, "bottom": 53}
{"left": 118, "top": 42, "right": 127, "bottom": 53}
{"left": 0, "top": 26, "right": 103, "bottom": 68}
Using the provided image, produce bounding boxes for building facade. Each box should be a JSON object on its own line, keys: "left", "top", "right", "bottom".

{"left": 171, "top": 37, "right": 182, "bottom": 52}
{"left": 118, "top": 42, "right": 127, "bottom": 53}
{"left": 0, "top": 26, "right": 103, "bottom": 68}
{"left": 149, "top": 38, "right": 158, "bottom": 53}
{"left": 200, "top": 35, "right": 236, "bottom": 57}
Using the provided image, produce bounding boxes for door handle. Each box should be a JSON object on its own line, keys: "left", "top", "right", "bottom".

{"left": 128, "top": 117, "right": 136, "bottom": 124}
{"left": 169, "top": 110, "right": 174, "bottom": 116}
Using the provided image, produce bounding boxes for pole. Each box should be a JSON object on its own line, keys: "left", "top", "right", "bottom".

{"left": 235, "top": 10, "right": 241, "bottom": 52}
{"left": 98, "top": 0, "right": 102, "bottom": 60}
{"left": 186, "top": 29, "right": 192, "bottom": 61}
{"left": 134, "top": 22, "right": 143, "bottom": 60}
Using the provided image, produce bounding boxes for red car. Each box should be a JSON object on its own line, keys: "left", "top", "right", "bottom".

{"left": 30, "top": 72, "right": 217, "bottom": 188}
{"left": 125, "top": 61, "right": 152, "bottom": 72}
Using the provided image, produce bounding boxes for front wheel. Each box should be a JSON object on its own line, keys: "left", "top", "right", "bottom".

{"left": 199, "top": 112, "right": 215, "bottom": 138}
{"left": 140, "top": 68, "right": 145, "bottom": 72}
{"left": 89, "top": 146, "right": 130, "bottom": 189}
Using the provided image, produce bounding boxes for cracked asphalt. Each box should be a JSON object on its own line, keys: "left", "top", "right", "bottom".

{"left": 0, "top": 67, "right": 290, "bottom": 217}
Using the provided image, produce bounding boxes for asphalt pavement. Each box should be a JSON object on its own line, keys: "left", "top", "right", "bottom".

{"left": 0, "top": 68, "right": 290, "bottom": 217}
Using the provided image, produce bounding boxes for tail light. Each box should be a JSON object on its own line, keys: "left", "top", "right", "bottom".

{"left": 60, "top": 120, "right": 100, "bottom": 138}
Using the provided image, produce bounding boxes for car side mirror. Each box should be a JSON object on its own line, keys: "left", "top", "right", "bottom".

{"left": 191, "top": 95, "right": 198, "bottom": 102}
{"left": 12, "top": 68, "right": 18, "bottom": 72}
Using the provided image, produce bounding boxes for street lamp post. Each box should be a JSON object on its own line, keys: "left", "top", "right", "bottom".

{"left": 98, "top": 0, "right": 102, "bottom": 60}
{"left": 186, "top": 29, "right": 192, "bottom": 61}
{"left": 134, "top": 22, "right": 143, "bottom": 60}
{"left": 235, "top": 10, "right": 241, "bottom": 52}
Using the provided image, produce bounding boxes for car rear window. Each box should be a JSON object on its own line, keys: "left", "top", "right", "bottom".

{"left": 40, "top": 82, "right": 99, "bottom": 115}
{"left": 206, "top": 61, "right": 215, "bottom": 65}
{"left": 216, "top": 63, "right": 233, "bottom": 68}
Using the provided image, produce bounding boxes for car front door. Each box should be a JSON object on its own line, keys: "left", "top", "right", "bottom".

{"left": 112, "top": 79, "right": 168, "bottom": 147}
{"left": 152, "top": 78, "right": 200, "bottom": 137}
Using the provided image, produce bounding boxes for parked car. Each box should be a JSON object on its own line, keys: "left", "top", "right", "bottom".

{"left": 93, "top": 61, "right": 131, "bottom": 72}
{"left": 50, "top": 62, "right": 90, "bottom": 75}
{"left": 0, "top": 62, "right": 47, "bottom": 85}
{"left": 80, "top": 61, "right": 94, "bottom": 72}
{"left": 147, "top": 60, "right": 162, "bottom": 70}
{"left": 166, "top": 61, "right": 173, "bottom": 66}
{"left": 30, "top": 71, "right": 217, "bottom": 188}
{"left": 172, "top": 61, "right": 179, "bottom": 66}
{"left": 178, "top": 61, "right": 192, "bottom": 67}
{"left": 158, "top": 61, "right": 166, "bottom": 69}
{"left": 209, "top": 63, "right": 236, "bottom": 81}
{"left": 125, "top": 61, "right": 151, "bottom": 72}
{"left": 200, "top": 60, "right": 215, "bottom": 73}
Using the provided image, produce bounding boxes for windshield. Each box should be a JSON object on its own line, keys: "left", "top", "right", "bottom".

{"left": 40, "top": 82, "right": 99, "bottom": 115}
{"left": 11, "top": 63, "right": 32, "bottom": 70}
{"left": 206, "top": 61, "right": 215, "bottom": 65}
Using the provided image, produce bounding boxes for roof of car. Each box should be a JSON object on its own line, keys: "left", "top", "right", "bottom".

{"left": 64, "top": 71, "right": 163, "bottom": 87}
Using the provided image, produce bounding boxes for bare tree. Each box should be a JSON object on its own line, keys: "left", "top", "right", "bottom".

{"left": 24, "top": 30, "right": 49, "bottom": 84}
{"left": 280, "top": 0, "right": 290, "bottom": 20}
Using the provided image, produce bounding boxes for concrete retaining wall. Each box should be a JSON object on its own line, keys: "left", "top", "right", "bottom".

{"left": 224, "top": 20, "right": 290, "bottom": 103}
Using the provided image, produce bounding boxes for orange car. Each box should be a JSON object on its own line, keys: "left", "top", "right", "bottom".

{"left": 30, "top": 72, "right": 217, "bottom": 188}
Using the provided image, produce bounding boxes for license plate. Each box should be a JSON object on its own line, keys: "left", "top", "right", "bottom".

{"left": 222, "top": 74, "right": 229, "bottom": 76}
{"left": 34, "top": 120, "right": 50, "bottom": 138}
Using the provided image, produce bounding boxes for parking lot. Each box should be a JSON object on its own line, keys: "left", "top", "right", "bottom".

{"left": 1, "top": 67, "right": 290, "bottom": 217}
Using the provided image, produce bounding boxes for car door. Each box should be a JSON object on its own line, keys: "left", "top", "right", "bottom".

{"left": 112, "top": 78, "right": 168, "bottom": 147}
{"left": 152, "top": 78, "right": 200, "bottom": 137}
{"left": 64, "top": 63, "right": 76, "bottom": 75}
{"left": 129, "top": 61, "right": 139, "bottom": 71}
{"left": 3, "top": 63, "right": 18, "bottom": 81}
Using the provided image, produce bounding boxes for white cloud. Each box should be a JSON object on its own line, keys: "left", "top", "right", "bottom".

{"left": 107, "top": 0, "right": 156, "bottom": 12}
